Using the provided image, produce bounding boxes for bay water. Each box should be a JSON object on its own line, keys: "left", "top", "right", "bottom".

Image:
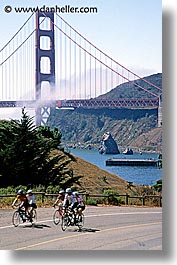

{"left": 70, "top": 148, "right": 162, "bottom": 186}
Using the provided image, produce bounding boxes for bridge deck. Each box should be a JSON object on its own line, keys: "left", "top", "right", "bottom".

{"left": 0, "top": 98, "right": 159, "bottom": 109}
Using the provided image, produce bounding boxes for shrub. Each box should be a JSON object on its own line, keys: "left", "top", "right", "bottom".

{"left": 86, "top": 199, "right": 97, "bottom": 206}
{"left": 103, "top": 189, "right": 123, "bottom": 205}
{"left": 45, "top": 185, "right": 61, "bottom": 194}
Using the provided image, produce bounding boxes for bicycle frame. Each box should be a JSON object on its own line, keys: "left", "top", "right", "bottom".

{"left": 61, "top": 207, "right": 84, "bottom": 231}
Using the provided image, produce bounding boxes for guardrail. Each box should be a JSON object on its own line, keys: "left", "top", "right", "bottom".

{"left": 85, "top": 193, "right": 162, "bottom": 207}
{"left": 0, "top": 192, "right": 162, "bottom": 207}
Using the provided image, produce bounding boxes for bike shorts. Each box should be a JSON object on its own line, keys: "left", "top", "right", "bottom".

{"left": 77, "top": 204, "right": 85, "bottom": 211}
{"left": 29, "top": 203, "right": 37, "bottom": 209}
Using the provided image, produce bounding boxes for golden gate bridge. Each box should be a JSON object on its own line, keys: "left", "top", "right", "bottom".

{"left": 0, "top": 12, "right": 162, "bottom": 126}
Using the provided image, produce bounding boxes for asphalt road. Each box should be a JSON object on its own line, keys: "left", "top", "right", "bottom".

{"left": 0, "top": 206, "right": 162, "bottom": 250}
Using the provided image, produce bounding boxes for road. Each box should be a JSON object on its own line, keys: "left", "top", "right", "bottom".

{"left": 0, "top": 206, "right": 162, "bottom": 250}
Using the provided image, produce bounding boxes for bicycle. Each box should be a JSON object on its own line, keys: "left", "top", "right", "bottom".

{"left": 12, "top": 205, "right": 37, "bottom": 227}
{"left": 53, "top": 204, "right": 63, "bottom": 225}
{"left": 61, "top": 207, "right": 84, "bottom": 231}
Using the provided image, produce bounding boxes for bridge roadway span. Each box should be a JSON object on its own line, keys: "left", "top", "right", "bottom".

{"left": 0, "top": 206, "right": 162, "bottom": 250}
{"left": 0, "top": 98, "right": 159, "bottom": 109}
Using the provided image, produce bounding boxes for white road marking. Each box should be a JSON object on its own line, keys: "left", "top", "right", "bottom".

{"left": 0, "top": 211, "right": 162, "bottom": 230}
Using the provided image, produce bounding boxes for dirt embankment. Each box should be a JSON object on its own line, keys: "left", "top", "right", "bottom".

{"left": 70, "top": 155, "right": 130, "bottom": 194}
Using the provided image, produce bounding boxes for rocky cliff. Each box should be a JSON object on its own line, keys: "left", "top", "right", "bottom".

{"left": 99, "top": 132, "right": 120, "bottom": 154}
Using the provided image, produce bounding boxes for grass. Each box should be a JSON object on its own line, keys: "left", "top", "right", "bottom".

{"left": 69, "top": 155, "right": 129, "bottom": 194}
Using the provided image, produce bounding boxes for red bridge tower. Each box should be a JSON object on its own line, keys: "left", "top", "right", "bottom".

{"left": 35, "top": 12, "right": 55, "bottom": 126}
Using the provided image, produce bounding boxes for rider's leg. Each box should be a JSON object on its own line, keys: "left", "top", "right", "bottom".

{"left": 19, "top": 203, "right": 27, "bottom": 222}
{"left": 28, "top": 206, "right": 33, "bottom": 218}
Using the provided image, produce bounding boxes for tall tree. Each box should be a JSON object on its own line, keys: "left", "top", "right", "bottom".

{"left": 0, "top": 109, "right": 82, "bottom": 188}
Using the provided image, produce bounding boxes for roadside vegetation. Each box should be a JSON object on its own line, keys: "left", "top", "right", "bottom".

{"left": 0, "top": 179, "right": 162, "bottom": 208}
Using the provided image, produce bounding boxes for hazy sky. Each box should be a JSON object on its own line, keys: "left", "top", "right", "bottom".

{"left": 0, "top": 0, "right": 162, "bottom": 120}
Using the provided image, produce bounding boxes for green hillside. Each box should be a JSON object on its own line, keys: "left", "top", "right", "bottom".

{"left": 98, "top": 73, "right": 162, "bottom": 99}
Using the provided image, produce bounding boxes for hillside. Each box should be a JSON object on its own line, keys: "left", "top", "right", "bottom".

{"left": 51, "top": 150, "right": 132, "bottom": 195}
{"left": 132, "top": 127, "right": 162, "bottom": 152}
{"left": 70, "top": 155, "right": 129, "bottom": 194}
{"left": 98, "top": 73, "right": 162, "bottom": 99}
{"left": 48, "top": 73, "right": 162, "bottom": 152}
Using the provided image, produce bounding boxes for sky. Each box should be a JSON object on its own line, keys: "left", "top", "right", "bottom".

{"left": 0, "top": 0, "right": 162, "bottom": 120}
{"left": 0, "top": 0, "right": 162, "bottom": 73}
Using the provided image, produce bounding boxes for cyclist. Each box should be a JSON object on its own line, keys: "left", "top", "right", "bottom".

{"left": 63, "top": 188, "right": 76, "bottom": 213}
{"left": 12, "top": 189, "right": 29, "bottom": 222}
{"left": 73, "top": 191, "right": 85, "bottom": 215}
{"left": 53, "top": 190, "right": 65, "bottom": 207}
{"left": 26, "top": 189, "right": 37, "bottom": 219}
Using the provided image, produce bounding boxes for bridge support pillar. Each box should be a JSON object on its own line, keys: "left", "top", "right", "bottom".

{"left": 35, "top": 12, "right": 55, "bottom": 126}
{"left": 158, "top": 95, "right": 162, "bottom": 127}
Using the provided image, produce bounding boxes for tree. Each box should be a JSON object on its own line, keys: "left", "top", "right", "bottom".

{"left": 152, "top": 179, "right": 162, "bottom": 193}
{"left": 37, "top": 126, "right": 62, "bottom": 149}
{"left": 0, "top": 109, "right": 82, "bottom": 188}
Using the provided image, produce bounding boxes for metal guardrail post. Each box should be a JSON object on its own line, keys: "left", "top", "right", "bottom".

{"left": 125, "top": 193, "right": 129, "bottom": 205}
{"left": 142, "top": 196, "right": 145, "bottom": 206}
{"left": 85, "top": 193, "right": 89, "bottom": 204}
{"left": 159, "top": 196, "right": 162, "bottom": 207}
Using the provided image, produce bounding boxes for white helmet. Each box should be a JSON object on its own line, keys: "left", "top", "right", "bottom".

{"left": 27, "top": 189, "right": 33, "bottom": 194}
{"left": 66, "top": 188, "right": 72, "bottom": 193}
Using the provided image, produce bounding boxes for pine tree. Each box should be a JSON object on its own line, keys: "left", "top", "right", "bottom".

{"left": 0, "top": 108, "right": 82, "bottom": 188}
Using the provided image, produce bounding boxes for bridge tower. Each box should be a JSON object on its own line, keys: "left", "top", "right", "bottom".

{"left": 158, "top": 94, "right": 162, "bottom": 127}
{"left": 35, "top": 12, "right": 55, "bottom": 126}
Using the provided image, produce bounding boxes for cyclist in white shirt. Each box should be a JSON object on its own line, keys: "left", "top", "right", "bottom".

{"left": 63, "top": 188, "right": 76, "bottom": 212}
{"left": 73, "top": 191, "right": 85, "bottom": 214}
{"left": 26, "top": 189, "right": 37, "bottom": 218}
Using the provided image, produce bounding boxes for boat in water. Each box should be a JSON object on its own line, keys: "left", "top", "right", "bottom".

{"left": 122, "top": 148, "right": 133, "bottom": 155}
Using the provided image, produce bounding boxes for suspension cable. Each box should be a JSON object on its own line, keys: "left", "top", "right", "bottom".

{"left": 55, "top": 13, "right": 162, "bottom": 92}
{"left": 0, "top": 16, "right": 46, "bottom": 67}
{"left": 45, "top": 13, "right": 158, "bottom": 98}
{"left": 0, "top": 13, "right": 34, "bottom": 53}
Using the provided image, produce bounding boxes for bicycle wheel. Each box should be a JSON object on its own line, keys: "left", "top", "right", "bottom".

{"left": 61, "top": 215, "right": 69, "bottom": 231}
{"left": 12, "top": 211, "right": 21, "bottom": 227}
{"left": 53, "top": 209, "right": 62, "bottom": 225}
{"left": 77, "top": 213, "right": 84, "bottom": 229}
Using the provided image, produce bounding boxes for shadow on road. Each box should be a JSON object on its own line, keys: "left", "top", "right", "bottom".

{"left": 73, "top": 227, "right": 100, "bottom": 233}
{"left": 20, "top": 223, "right": 52, "bottom": 229}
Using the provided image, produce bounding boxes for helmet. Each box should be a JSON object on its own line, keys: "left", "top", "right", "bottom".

{"left": 27, "top": 189, "right": 33, "bottom": 194}
{"left": 66, "top": 188, "right": 72, "bottom": 193}
{"left": 73, "top": 191, "right": 79, "bottom": 196}
{"left": 17, "top": 189, "right": 24, "bottom": 195}
{"left": 59, "top": 190, "right": 65, "bottom": 194}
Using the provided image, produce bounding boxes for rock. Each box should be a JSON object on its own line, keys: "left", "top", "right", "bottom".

{"left": 99, "top": 132, "right": 120, "bottom": 154}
